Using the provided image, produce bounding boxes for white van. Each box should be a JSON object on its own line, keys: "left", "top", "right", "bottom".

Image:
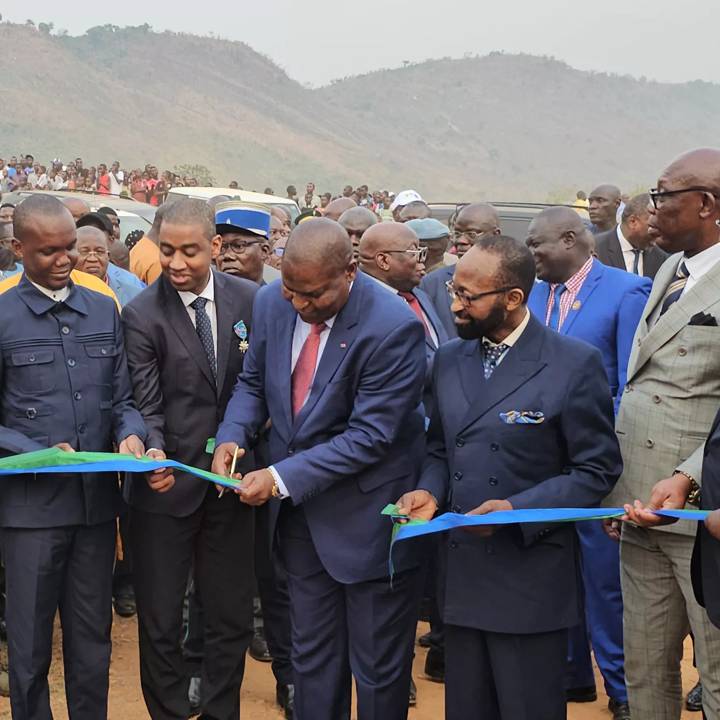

{"left": 165, "top": 187, "right": 299, "bottom": 221}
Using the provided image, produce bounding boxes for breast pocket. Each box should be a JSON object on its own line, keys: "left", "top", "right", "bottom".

{"left": 84, "top": 344, "right": 120, "bottom": 385}
{"left": 9, "top": 350, "right": 56, "bottom": 393}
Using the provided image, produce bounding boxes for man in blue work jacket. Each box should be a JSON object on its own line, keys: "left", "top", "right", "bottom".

{"left": 0, "top": 194, "right": 147, "bottom": 720}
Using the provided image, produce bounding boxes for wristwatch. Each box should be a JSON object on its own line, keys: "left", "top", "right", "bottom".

{"left": 271, "top": 479, "right": 282, "bottom": 498}
{"left": 676, "top": 470, "right": 701, "bottom": 507}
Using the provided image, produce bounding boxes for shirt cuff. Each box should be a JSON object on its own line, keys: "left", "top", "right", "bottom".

{"left": 268, "top": 465, "right": 290, "bottom": 500}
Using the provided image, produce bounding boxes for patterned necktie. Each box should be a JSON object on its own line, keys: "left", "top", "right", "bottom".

{"left": 548, "top": 283, "right": 566, "bottom": 330}
{"left": 291, "top": 322, "right": 326, "bottom": 417}
{"left": 482, "top": 341, "right": 509, "bottom": 379}
{"left": 398, "top": 291, "right": 432, "bottom": 340}
{"left": 632, "top": 249, "right": 642, "bottom": 275}
{"left": 659, "top": 261, "right": 689, "bottom": 317}
{"left": 190, "top": 297, "right": 216, "bottom": 380}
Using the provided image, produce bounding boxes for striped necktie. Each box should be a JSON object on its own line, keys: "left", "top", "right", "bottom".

{"left": 548, "top": 284, "right": 566, "bottom": 330}
{"left": 659, "top": 262, "right": 689, "bottom": 317}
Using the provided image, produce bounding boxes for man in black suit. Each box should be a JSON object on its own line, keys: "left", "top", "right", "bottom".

{"left": 594, "top": 192, "right": 668, "bottom": 279}
{"left": 122, "top": 199, "right": 257, "bottom": 720}
{"left": 419, "top": 203, "right": 501, "bottom": 338}
{"left": 396, "top": 235, "right": 623, "bottom": 719}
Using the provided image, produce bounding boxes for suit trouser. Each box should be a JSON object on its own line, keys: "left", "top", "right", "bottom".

{"left": 131, "top": 487, "right": 254, "bottom": 720}
{"left": 113, "top": 510, "right": 133, "bottom": 597}
{"left": 445, "top": 623, "right": 567, "bottom": 720}
{"left": 620, "top": 524, "right": 720, "bottom": 719}
{"left": 278, "top": 503, "right": 422, "bottom": 720}
{"left": 566, "top": 521, "right": 627, "bottom": 702}
{"left": 2, "top": 521, "right": 116, "bottom": 720}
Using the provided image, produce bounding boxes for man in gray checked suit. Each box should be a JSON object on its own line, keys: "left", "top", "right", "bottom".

{"left": 605, "top": 148, "right": 720, "bottom": 719}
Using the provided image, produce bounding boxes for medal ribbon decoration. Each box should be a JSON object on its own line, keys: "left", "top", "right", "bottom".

{"left": 234, "top": 320, "right": 249, "bottom": 353}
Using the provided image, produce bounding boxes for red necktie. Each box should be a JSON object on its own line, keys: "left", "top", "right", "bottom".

{"left": 291, "top": 322, "right": 326, "bottom": 417}
{"left": 399, "top": 291, "right": 431, "bottom": 339}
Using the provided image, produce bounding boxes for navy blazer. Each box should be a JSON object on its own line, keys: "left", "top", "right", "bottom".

{"left": 419, "top": 265, "right": 457, "bottom": 339}
{"left": 528, "top": 259, "right": 651, "bottom": 411}
{"left": 0, "top": 276, "right": 146, "bottom": 528}
{"left": 419, "top": 314, "right": 622, "bottom": 633}
{"left": 216, "top": 271, "right": 427, "bottom": 583}
{"left": 122, "top": 270, "right": 258, "bottom": 517}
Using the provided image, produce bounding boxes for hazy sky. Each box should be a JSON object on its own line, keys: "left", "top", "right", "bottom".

{"left": 2, "top": 0, "right": 716, "bottom": 87}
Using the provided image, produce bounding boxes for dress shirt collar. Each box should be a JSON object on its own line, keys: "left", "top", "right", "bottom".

{"left": 616, "top": 225, "right": 634, "bottom": 254}
{"left": 483, "top": 308, "right": 530, "bottom": 348}
{"left": 683, "top": 241, "right": 720, "bottom": 282}
{"left": 553, "top": 256, "right": 594, "bottom": 295}
{"left": 177, "top": 270, "right": 215, "bottom": 308}
{"left": 365, "top": 271, "right": 400, "bottom": 296}
{"left": 30, "top": 280, "right": 70, "bottom": 302}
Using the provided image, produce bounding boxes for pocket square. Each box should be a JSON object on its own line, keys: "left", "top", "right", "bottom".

{"left": 689, "top": 312, "right": 718, "bottom": 327}
{"left": 499, "top": 411, "right": 545, "bottom": 425}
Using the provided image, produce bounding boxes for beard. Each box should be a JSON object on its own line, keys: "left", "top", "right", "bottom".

{"left": 455, "top": 300, "right": 506, "bottom": 341}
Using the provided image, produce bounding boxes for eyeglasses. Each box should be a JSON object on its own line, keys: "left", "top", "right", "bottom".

{"left": 451, "top": 229, "right": 493, "bottom": 247}
{"left": 77, "top": 248, "right": 108, "bottom": 258}
{"left": 649, "top": 186, "right": 720, "bottom": 209}
{"left": 380, "top": 246, "right": 428, "bottom": 262}
{"left": 446, "top": 280, "right": 513, "bottom": 306}
{"left": 219, "top": 239, "right": 263, "bottom": 255}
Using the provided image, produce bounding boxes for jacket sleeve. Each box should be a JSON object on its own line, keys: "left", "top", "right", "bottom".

{"left": 507, "top": 347, "right": 623, "bottom": 543}
{"left": 271, "top": 318, "right": 426, "bottom": 502}
{"left": 614, "top": 279, "right": 651, "bottom": 413}
{"left": 112, "top": 305, "right": 148, "bottom": 446}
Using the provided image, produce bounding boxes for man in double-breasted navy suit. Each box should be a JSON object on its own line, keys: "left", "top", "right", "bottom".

{"left": 212, "top": 218, "right": 427, "bottom": 720}
{"left": 0, "top": 195, "right": 147, "bottom": 719}
{"left": 396, "top": 235, "right": 623, "bottom": 720}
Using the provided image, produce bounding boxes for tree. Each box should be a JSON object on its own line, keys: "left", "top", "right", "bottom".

{"left": 172, "top": 164, "right": 215, "bottom": 186}
{"left": 38, "top": 22, "right": 54, "bottom": 34}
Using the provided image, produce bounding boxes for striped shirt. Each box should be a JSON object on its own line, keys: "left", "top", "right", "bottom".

{"left": 544, "top": 257, "right": 594, "bottom": 330}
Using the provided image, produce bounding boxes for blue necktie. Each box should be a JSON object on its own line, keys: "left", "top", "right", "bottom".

{"left": 548, "top": 284, "right": 566, "bottom": 330}
{"left": 482, "top": 341, "right": 509, "bottom": 379}
{"left": 190, "top": 297, "right": 216, "bottom": 380}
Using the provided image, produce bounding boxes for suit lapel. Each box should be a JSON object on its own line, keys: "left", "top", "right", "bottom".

{"left": 276, "top": 302, "right": 296, "bottom": 430}
{"left": 160, "top": 276, "right": 215, "bottom": 389}
{"left": 415, "top": 288, "right": 446, "bottom": 349}
{"left": 457, "top": 315, "right": 547, "bottom": 434}
{"left": 605, "top": 232, "right": 625, "bottom": 270}
{"left": 560, "top": 260, "right": 602, "bottom": 336}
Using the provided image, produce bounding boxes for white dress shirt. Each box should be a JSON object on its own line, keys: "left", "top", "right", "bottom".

{"left": 31, "top": 281, "right": 70, "bottom": 302}
{"left": 617, "top": 226, "right": 643, "bottom": 276}
{"left": 177, "top": 272, "right": 217, "bottom": 356}
{"left": 682, "top": 241, "right": 720, "bottom": 295}
{"left": 482, "top": 308, "right": 530, "bottom": 367}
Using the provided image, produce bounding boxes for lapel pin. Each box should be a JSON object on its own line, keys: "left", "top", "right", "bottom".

{"left": 340, "top": 342, "right": 347, "bottom": 349}
{"left": 572, "top": 301, "right": 582, "bottom": 310}
{"left": 233, "top": 320, "right": 249, "bottom": 354}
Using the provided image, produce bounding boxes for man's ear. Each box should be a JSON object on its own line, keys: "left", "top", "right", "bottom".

{"left": 210, "top": 234, "right": 222, "bottom": 260}
{"left": 11, "top": 238, "right": 23, "bottom": 261}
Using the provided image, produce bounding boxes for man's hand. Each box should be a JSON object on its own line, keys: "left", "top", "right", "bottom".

{"left": 54, "top": 442, "right": 75, "bottom": 453}
{"left": 465, "top": 499, "right": 513, "bottom": 537}
{"left": 603, "top": 517, "right": 623, "bottom": 542}
{"left": 211, "top": 443, "right": 246, "bottom": 494}
{"left": 145, "top": 449, "right": 175, "bottom": 494}
{"left": 238, "top": 469, "right": 275, "bottom": 506}
{"left": 706, "top": 509, "right": 720, "bottom": 541}
{"left": 623, "top": 473, "right": 691, "bottom": 528}
{"left": 119, "top": 434, "right": 145, "bottom": 459}
{"left": 395, "top": 490, "right": 438, "bottom": 522}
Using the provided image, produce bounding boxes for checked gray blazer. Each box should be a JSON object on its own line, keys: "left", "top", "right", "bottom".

{"left": 606, "top": 251, "right": 720, "bottom": 536}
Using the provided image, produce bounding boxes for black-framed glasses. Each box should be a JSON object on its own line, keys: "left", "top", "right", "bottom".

{"left": 380, "top": 246, "right": 428, "bottom": 262}
{"left": 446, "top": 280, "right": 513, "bottom": 306}
{"left": 649, "top": 186, "right": 720, "bottom": 209}
{"left": 219, "top": 239, "right": 263, "bottom": 255}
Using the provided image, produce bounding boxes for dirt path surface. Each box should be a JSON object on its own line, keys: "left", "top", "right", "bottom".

{"left": 0, "top": 619, "right": 700, "bottom": 719}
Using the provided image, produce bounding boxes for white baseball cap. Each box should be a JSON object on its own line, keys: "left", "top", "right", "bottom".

{"left": 389, "top": 189, "right": 423, "bottom": 212}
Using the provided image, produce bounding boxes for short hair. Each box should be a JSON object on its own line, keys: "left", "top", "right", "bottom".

{"left": 160, "top": 198, "right": 215, "bottom": 239}
{"left": 287, "top": 185, "right": 297, "bottom": 195}
{"left": 474, "top": 234, "right": 536, "bottom": 300}
{"left": 14, "top": 194, "right": 71, "bottom": 241}
{"left": 622, "top": 193, "right": 651, "bottom": 223}
{"left": 97, "top": 206, "right": 118, "bottom": 218}
{"left": 0, "top": 203, "right": 15, "bottom": 210}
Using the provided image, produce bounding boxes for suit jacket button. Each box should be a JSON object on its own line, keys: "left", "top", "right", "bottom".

{"left": 679, "top": 347, "right": 688, "bottom": 356}
{"left": 449, "top": 541, "right": 458, "bottom": 549}
{"left": 453, "top": 472, "right": 463, "bottom": 481}
{"left": 287, "top": 448, "right": 294, "bottom": 455}
{"left": 61, "top": 326, "right": 70, "bottom": 335}
{"left": 489, "top": 477, "right": 498, "bottom": 486}
{"left": 653, "top": 395, "right": 661, "bottom": 404}
{"left": 67, "top": 358, "right": 76, "bottom": 367}
{"left": 78, "top": 424, "right": 87, "bottom": 434}
{"left": 490, "top": 443, "right": 499, "bottom": 451}
{"left": 646, "top": 438, "right": 655, "bottom": 448}
{"left": 26, "top": 408, "right": 37, "bottom": 419}
{"left": 455, "top": 438, "right": 465, "bottom": 448}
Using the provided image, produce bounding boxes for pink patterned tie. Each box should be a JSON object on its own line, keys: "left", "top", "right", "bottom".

{"left": 291, "top": 322, "right": 326, "bottom": 416}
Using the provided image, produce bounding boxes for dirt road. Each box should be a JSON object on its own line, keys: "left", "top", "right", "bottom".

{"left": 0, "top": 619, "right": 700, "bottom": 719}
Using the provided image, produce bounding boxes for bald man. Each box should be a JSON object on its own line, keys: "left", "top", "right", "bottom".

{"left": 61, "top": 196, "right": 91, "bottom": 223}
{"left": 339, "top": 206, "right": 378, "bottom": 261}
{"left": 588, "top": 184, "right": 622, "bottom": 234}
{"left": 398, "top": 201, "right": 431, "bottom": 223}
{"left": 322, "top": 196, "right": 356, "bottom": 222}
{"left": 213, "top": 218, "right": 427, "bottom": 720}
{"left": 602, "top": 148, "right": 720, "bottom": 719}
{"left": 526, "top": 206, "right": 651, "bottom": 720}
{"left": 420, "top": 203, "right": 501, "bottom": 337}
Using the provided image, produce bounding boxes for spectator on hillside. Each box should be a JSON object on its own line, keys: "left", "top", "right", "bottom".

{"left": 286, "top": 185, "right": 298, "bottom": 204}
{"left": 342, "top": 185, "right": 354, "bottom": 198}
{"left": 0, "top": 204, "right": 15, "bottom": 224}
{"left": 109, "top": 162, "right": 124, "bottom": 195}
{"left": 588, "top": 184, "right": 622, "bottom": 235}
{"left": 390, "top": 189, "right": 424, "bottom": 222}
{"left": 300, "top": 182, "right": 321, "bottom": 210}
{"left": 229, "top": 180, "right": 240, "bottom": 189}
{"left": 319, "top": 193, "right": 332, "bottom": 211}
{"left": 130, "top": 170, "right": 147, "bottom": 203}
{"left": 97, "top": 164, "right": 111, "bottom": 194}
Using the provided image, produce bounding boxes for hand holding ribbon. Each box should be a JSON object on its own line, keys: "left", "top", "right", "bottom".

{"left": 395, "top": 490, "right": 438, "bottom": 522}
{"left": 464, "top": 499, "right": 514, "bottom": 537}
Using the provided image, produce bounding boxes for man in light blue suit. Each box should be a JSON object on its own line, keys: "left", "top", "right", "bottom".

{"left": 212, "top": 219, "right": 427, "bottom": 720}
{"left": 527, "top": 206, "right": 651, "bottom": 720}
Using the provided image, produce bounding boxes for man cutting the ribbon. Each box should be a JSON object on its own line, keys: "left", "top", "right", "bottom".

{"left": 394, "top": 234, "right": 622, "bottom": 720}
{"left": 212, "top": 218, "right": 427, "bottom": 720}
{"left": 0, "top": 194, "right": 147, "bottom": 719}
